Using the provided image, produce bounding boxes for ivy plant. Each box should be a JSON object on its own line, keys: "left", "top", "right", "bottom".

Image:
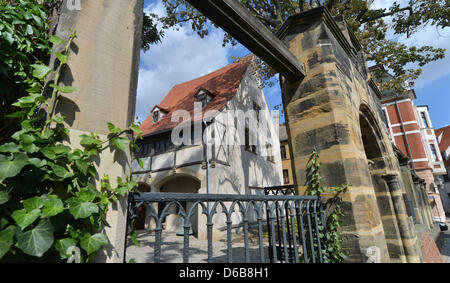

{"left": 306, "top": 148, "right": 348, "bottom": 263}
{"left": 0, "top": 30, "right": 143, "bottom": 262}
{"left": 0, "top": 0, "right": 54, "bottom": 145}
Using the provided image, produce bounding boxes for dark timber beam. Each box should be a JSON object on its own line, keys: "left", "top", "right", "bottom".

{"left": 186, "top": 0, "right": 306, "bottom": 81}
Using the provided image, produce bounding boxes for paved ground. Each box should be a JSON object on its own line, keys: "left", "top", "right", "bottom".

{"left": 441, "top": 217, "right": 450, "bottom": 263}
{"left": 125, "top": 230, "right": 272, "bottom": 263}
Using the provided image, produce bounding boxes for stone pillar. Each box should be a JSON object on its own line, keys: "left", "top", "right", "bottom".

{"left": 277, "top": 7, "right": 390, "bottom": 262}
{"left": 382, "top": 174, "right": 420, "bottom": 262}
{"left": 51, "top": 0, "right": 144, "bottom": 262}
{"left": 420, "top": 179, "right": 435, "bottom": 228}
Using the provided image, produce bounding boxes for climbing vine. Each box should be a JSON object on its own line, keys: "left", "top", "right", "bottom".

{"left": 306, "top": 148, "right": 348, "bottom": 263}
{"left": 0, "top": 1, "right": 142, "bottom": 263}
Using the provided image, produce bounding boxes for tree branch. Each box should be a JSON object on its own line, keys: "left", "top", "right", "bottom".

{"left": 360, "top": 6, "right": 413, "bottom": 24}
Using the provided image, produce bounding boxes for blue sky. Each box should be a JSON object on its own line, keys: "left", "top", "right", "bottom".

{"left": 138, "top": 0, "right": 449, "bottom": 129}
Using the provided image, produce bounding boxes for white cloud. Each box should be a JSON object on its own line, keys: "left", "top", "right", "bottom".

{"left": 135, "top": 1, "right": 234, "bottom": 122}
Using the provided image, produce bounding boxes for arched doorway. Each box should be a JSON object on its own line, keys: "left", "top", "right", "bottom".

{"left": 133, "top": 183, "right": 151, "bottom": 231}
{"left": 359, "top": 106, "right": 405, "bottom": 262}
{"left": 157, "top": 175, "right": 201, "bottom": 235}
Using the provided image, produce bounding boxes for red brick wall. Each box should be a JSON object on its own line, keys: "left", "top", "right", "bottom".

{"left": 419, "top": 230, "right": 443, "bottom": 263}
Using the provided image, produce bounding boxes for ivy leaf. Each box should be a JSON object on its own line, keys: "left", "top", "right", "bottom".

{"left": 80, "top": 135, "right": 101, "bottom": 148}
{"left": 80, "top": 233, "right": 108, "bottom": 255}
{"left": 49, "top": 83, "right": 76, "bottom": 94}
{"left": 55, "top": 52, "right": 68, "bottom": 64}
{"left": 31, "top": 64, "right": 51, "bottom": 80}
{"left": 42, "top": 198, "right": 64, "bottom": 218}
{"left": 107, "top": 123, "right": 122, "bottom": 134}
{"left": 0, "top": 143, "right": 20, "bottom": 153}
{"left": 49, "top": 35, "right": 64, "bottom": 45}
{"left": 49, "top": 163, "right": 73, "bottom": 180}
{"left": 111, "top": 137, "right": 130, "bottom": 152}
{"left": 75, "top": 159, "right": 89, "bottom": 175}
{"left": 0, "top": 226, "right": 16, "bottom": 260}
{"left": 130, "top": 230, "right": 140, "bottom": 247}
{"left": 0, "top": 153, "right": 29, "bottom": 182}
{"left": 28, "top": 158, "right": 47, "bottom": 168}
{"left": 16, "top": 219, "right": 54, "bottom": 258}
{"left": 0, "top": 191, "right": 10, "bottom": 206}
{"left": 12, "top": 209, "right": 41, "bottom": 230}
{"left": 54, "top": 238, "right": 77, "bottom": 259}
{"left": 67, "top": 199, "right": 99, "bottom": 219}
{"left": 23, "top": 196, "right": 44, "bottom": 212}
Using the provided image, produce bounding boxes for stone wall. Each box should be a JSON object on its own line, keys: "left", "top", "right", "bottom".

{"left": 276, "top": 7, "right": 421, "bottom": 262}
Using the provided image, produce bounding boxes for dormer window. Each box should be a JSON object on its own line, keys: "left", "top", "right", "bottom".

{"left": 153, "top": 110, "right": 159, "bottom": 122}
{"left": 196, "top": 89, "right": 212, "bottom": 108}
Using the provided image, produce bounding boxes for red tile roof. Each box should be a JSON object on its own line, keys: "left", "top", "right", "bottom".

{"left": 140, "top": 60, "right": 250, "bottom": 137}
{"left": 436, "top": 125, "right": 450, "bottom": 152}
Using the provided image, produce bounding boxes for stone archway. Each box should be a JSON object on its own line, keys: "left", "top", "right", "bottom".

{"left": 156, "top": 175, "right": 201, "bottom": 235}
{"left": 359, "top": 106, "right": 407, "bottom": 262}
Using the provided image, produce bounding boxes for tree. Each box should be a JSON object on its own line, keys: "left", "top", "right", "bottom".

{"left": 149, "top": 0, "right": 448, "bottom": 92}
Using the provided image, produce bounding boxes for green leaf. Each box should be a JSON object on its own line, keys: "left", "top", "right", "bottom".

{"left": 0, "top": 143, "right": 20, "bottom": 153}
{"left": 49, "top": 83, "right": 76, "bottom": 94}
{"left": 80, "top": 233, "right": 108, "bottom": 255}
{"left": 130, "top": 230, "right": 140, "bottom": 247}
{"left": 12, "top": 209, "right": 41, "bottom": 230}
{"left": 80, "top": 135, "right": 101, "bottom": 148}
{"left": 31, "top": 64, "right": 51, "bottom": 80}
{"left": 49, "top": 163, "right": 73, "bottom": 179}
{"left": 55, "top": 52, "right": 68, "bottom": 64}
{"left": 111, "top": 137, "right": 130, "bottom": 152}
{"left": 0, "top": 153, "right": 29, "bottom": 182}
{"left": 0, "top": 226, "right": 16, "bottom": 260}
{"left": 12, "top": 93, "right": 43, "bottom": 107}
{"left": 0, "top": 191, "right": 10, "bottom": 206}
{"left": 130, "top": 124, "right": 142, "bottom": 135}
{"left": 16, "top": 219, "right": 54, "bottom": 258}
{"left": 75, "top": 159, "right": 89, "bottom": 175}
{"left": 107, "top": 123, "right": 122, "bottom": 134}
{"left": 55, "top": 238, "right": 77, "bottom": 259}
{"left": 2, "top": 32, "right": 14, "bottom": 45}
{"left": 23, "top": 196, "right": 44, "bottom": 212}
{"left": 28, "top": 158, "right": 47, "bottom": 168}
{"left": 67, "top": 199, "right": 99, "bottom": 219}
{"left": 49, "top": 35, "right": 64, "bottom": 45}
{"left": 42, "top": 198, "right": 64, "bottom": 218}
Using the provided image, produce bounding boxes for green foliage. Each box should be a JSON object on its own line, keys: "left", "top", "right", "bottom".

{"left": 0, "top": 31, "right": 143, "bottom": 262}
{"left": 155, "top": 0, "right": 447, "bottom": 91}
{"left": 306, "top": 148, "right": 348, "bottom": 263}
{"left": 0, "top": 0, "right": 53, "bottom": 145}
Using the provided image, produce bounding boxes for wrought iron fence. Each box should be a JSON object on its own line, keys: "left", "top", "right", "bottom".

{"left": 124, "top": 190, "right": 326, "bottom": 263}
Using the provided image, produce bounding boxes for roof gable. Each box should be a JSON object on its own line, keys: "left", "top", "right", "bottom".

{"left": 140, "top": 61, "right": 251, "bottom": 137}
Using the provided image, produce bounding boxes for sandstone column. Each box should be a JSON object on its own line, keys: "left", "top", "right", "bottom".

{"left": 382, "top": 174, "right": 420, "bottom": 262}
{"left": 277, "top": 7, "right": 390, "bottom": 262}
{"left": 51, "top": 0, "right": 144, "bottom": 262}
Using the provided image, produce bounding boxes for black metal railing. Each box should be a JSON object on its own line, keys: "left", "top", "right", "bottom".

{"left": 124, "top": 191, "right": 325, "bottom": 263}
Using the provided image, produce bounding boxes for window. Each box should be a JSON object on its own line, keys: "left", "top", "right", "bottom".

{"left": 196, "top": 89, "right": 211, "bottom": 108}
{"left": 266, "top": 144, "right": 274, "bottom": 162}
{"left": 153, "top": 110, "right": 159, "bottom": 123}
{"left": 245, "top": 127, "right": 257, "bottom": 154}
{"left": 283, "top": 170, "right": 290, "bottom": 184}
{"left": 421, "top": 112, "right": 429, "bottom": 128}
{"left": 253, "top": 102, "right": 261, "bottom": 122}
{"left": 430, "top": 143, "right": 438, "bottom": 161}
{"left": 444, "top": 173, "right": 450, "bottom": 183}
{"left": 281, "top": 145, "right": 287, "bottom": 159}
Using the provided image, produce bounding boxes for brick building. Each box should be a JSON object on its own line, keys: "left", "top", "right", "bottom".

{"left": 371, "top": 66, "right": 447, "bottom": 223}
